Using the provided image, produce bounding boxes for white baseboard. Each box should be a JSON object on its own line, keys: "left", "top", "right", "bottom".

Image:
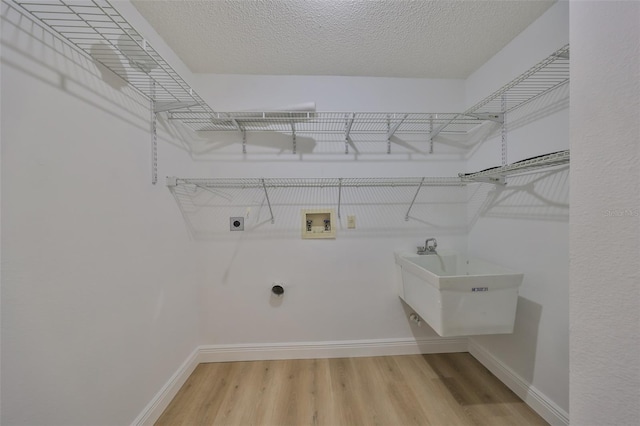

{"left": 197, "top": 337, "right": 468, "bottom": 363}
{"left": 131, "top": 336, "right": 466, "bottom": 424}
{"left": 468, "top": 339, "right": 569, "bottom": 426}
{"left": 131, "top": 347, "right": 200, "bottom": 426}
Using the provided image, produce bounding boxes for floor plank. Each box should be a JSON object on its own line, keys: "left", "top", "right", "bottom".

{"left": 156, "top": 353, "right": 548, "bottom": 426}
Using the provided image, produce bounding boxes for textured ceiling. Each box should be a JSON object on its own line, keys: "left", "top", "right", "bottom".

{"left": 131, "top": 0, "right": 555, "bottom": 79}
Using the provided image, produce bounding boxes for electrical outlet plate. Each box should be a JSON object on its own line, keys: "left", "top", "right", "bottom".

{"left": 230, "top": 217, "right": 244, "bottom": 231}
{"left": 347, "top": 215, "right": 356, "bottom": 229}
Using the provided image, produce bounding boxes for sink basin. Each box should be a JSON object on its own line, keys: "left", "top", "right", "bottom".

{"left": 394, "top": 251, "right": 523, "bottom": 336}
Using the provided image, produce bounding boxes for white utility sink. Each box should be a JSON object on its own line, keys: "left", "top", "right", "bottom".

{"left": 394, "top": 251, "right": 523, "bottom": 337}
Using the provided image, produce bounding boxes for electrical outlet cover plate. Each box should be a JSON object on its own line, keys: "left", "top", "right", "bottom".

{"left": 230, "top": 217, "right": 244, "bottom": 231}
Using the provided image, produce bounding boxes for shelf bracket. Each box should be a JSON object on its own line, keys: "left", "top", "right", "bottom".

{"left": 387, "top": 114, "right": 408, "bottom": 154}
{"left": 262, "top": 179, "right": 275, "bottom": 224}
{"left": 431, "top": 113, "right": 460, "bottom": 140}
{"left": 388, "top": 114, "right": 408, "bottom": 138}
{"left": 345, "top": 113, "right": 354, "bottom": 155}
{"left": 220, "top": 116, "right": 247, "bottom": 153}
{"left": 337, "top": 178, "right": 343, "bottom": 219}
{"left": 405, "top": 177, "right": 425, "bottom": 221}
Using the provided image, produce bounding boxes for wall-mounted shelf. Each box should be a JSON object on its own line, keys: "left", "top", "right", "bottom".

{"left": 167, "top": 177, "right": 465, "bottom": 189}
{"left": 174, "top": 44, "right": 569, "bottom": 140}
{"left": 166, "top": 148, "right": 570, "bottom": 224}
{"left": 167, "top": 176, "right": 467, "bottom": 224}
{"left": 460, "top": 150, "right": 570, "bottom": 185}
{"left": 11, "top": 0, "right": 212, "bottom": 115}
{"left": 13, "top": 0, "right": 569, "bottom": 149}
{"left": 12, "top": 0, "right": 570, "bottom": 189}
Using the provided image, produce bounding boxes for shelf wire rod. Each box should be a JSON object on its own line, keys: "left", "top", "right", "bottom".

{"left": 261, "top": 179, "right": 275, "bottom": 224}
{"left": 337, "top": 178, "right": 343, "bottom": 219}
{"left": 405, "top": 177, "right": 426, "bottom": 221}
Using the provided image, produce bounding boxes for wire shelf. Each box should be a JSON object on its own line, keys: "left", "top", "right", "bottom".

{"left": 172, "top": 111, "right": 486, "bottom": 135}
{"left": 467, "top": 44, "right": 569, "bottom": 115}
{"left": 12, "top": 0, "right": 569, "bottom": 145}
{"left": 171, "top": 176, "right": 466, "bottom": 189}
{"left": 11, "top": 0, "right": 214, "bottom": 115}
{"left": 460, "top": 150, "right": 570, "bottom": 183}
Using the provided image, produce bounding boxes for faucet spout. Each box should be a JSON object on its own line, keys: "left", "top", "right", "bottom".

{"left": 417, "top": 238, "right": 437, "bottom": 255}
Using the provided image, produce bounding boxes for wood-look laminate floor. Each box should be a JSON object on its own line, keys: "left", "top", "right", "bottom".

{"left": 156, "top": 353, "right": 548, "bottom": 426}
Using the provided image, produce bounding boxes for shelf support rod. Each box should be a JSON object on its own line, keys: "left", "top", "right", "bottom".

{"left": 431, "top": 114, "right": 457, "bottom": 139}
{"left": 337, "top": 178, "right": 343, "bottom": 219}
{"left": 230, "top": 118, "right": 244, "bottom": 134}
{"left": 387, "top": 114, "right": 407, "bottom": 155}
{"left": 388, "top": 114, "right": 408, "bottom": 139}
{"left": 262, "top": 179, "right": 275, "bottom": 224}
{"left": 345, "top": 113, "right": 354, "bottom": 154}
{"left": 228, "top": 116, "right": 246, "bottom": 153}
{"left": 405, "top": 177, "right": 425, "bottom": 221}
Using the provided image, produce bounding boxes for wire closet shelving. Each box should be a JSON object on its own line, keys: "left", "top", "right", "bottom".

{"left": 11, "top": 0, "right": 570, "bottom": 193}
{"left": 12, "top": 0, "right": 568, "bottom": 136}
{"left": 167, "top": 149, "right": 569, "bottom": 223}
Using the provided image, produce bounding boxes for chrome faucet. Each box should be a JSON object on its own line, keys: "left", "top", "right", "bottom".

{"left": 417, "top": 238, "right": 437, "bottom": 255}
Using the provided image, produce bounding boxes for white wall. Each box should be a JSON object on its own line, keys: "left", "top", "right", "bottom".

{"left": 570, "top": 2, "right": 640, "bottom": 425}
{"left": 0, "top": 1, "right": 201, "bottom": 424}
{"left": 187, "top": 74, "right": 469, "bottom": 345}
{"left": 465, "top": 2, "right": 570, "bottom": 423}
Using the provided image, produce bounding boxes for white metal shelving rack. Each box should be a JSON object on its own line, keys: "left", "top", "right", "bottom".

{"left": 11, "top": 0, "right": 570, "bottom": 196}
{"left": 459, "top": 150, "right": 570, "bottom": 185}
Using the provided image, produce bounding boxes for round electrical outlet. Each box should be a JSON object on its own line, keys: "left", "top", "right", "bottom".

{"left": 230, "top": 217, "right": 244, "bottom": 231}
